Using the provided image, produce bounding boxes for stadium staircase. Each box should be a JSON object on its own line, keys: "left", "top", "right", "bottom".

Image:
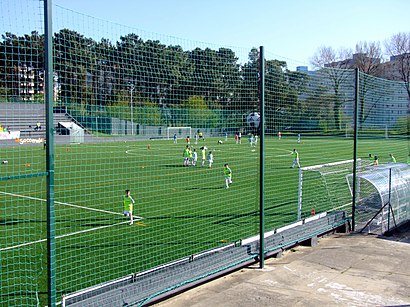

{"left": 0, "top": 103, "right": 78, "bottom": 138}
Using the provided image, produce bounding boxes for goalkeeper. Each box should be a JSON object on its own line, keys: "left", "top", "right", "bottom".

{"left": 123, "top": 189, "right": 135, "bottom": 225}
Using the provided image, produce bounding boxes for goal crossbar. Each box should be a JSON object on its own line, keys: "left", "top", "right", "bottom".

{"left": 300, "top": 159, "right": 358, "bottom": 172}
{"left": 166, "top": 126, "right": 191, "bottom": 140}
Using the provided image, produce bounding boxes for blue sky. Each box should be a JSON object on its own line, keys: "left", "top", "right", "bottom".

{"left": 2, "top": 0, "right": 409, "bottom": 69}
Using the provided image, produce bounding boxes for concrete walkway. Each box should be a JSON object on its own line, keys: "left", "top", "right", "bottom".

{"left": 154, "top": 229, "right": 410, "bottom": 307}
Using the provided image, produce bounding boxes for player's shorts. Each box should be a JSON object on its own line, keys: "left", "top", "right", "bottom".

{"left": 124, "top": 210, "right": 132, "bottom": 216}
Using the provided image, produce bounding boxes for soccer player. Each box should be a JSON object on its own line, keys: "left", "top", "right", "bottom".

{"left": 198, "top": 131, "right": 204, "bottom": 141}
{"left": 123, "top": 189, "right": 135, "bottom": 225}
{"left": 173, "top": 133, "right": 177, "bottom": 144}
{"left": 201, "top": 146, "right": 207, "bottom": 167}
{"left": 223, "top": 163, "right": 232, "bottom": 189}
{"left": 278, "top": 131, "right": 282, "bottom": 140}
{"left": 297, "top": 133, "right": 301, "bottom": 144}
{"left": 192, "top": 148, "right": 198, "bottom": 166}
{"left": 183, "top": 145, "right": 190, "bottom": 166}
{"left": 186, "top": 136, "right": 190, "bottom": 144}
{"left": 249, "top": 134, "right": 254, "bottom": 147}
{"left": 389, "top": 153, "right": 396, "bottom": 163}
{"left": 290, "top": 149, "right": 300, "bottom": 168}
{"left": 373, "top": 155, "right": 379, "bottom": 166}
{"left": 208, "top": 151, "right": 214, "bottom": 168}
{"left": 188, "top": 146, "right": 193, "bottom": 166}
{"left": 366, "top": 154, "right": 373, "bottom": 165}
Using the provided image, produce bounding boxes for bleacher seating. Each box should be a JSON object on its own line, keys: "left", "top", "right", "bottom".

{"left": 0, "top": 103, "right": 72, "bottom": 138}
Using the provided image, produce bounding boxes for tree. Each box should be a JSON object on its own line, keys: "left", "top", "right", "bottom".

{"left": 0, "top": 31, "right": 44, "bottom": 101}
{"left": 54, "top": 29, "right": 95, "bottom": 106}
{"left": 116, "top": 33, "right": 144, "bottom": 101}
{"left": 384, "top": 32, "right": 410, "bottom": 103}
{"left": 181, "top": 95, "right": 218, "bottom": 128}
{"left": 350, "top": 41, "right": 384, "bottom": 127}
{"left": 310, "top": 46, "right": 352, "bottom": 130}
{"left": 353, "top": 41, "right": 383, "bottom": 76}
{"left": 264, "top": 59, "right": 288, "bottom": 132}
{"left": 161, "top": 45, "right": 191, "bottom": 108}
{"left": 240, "top": 48, "right": 260, "bottom": 113}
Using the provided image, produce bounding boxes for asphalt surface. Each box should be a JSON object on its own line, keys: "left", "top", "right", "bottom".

{"left": 154, "top": 226, "right": 410, "bottom": 307}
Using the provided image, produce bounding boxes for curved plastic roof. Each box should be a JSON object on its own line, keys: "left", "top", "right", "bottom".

{"left": 357, "top": 163, "right": 410, "bottom": 206}
{"left": 352, "top": 163, "right": 410, "bottom": 233}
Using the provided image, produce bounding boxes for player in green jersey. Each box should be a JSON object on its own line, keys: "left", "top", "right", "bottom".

{"left": 290, "top": 149, "right": 300, "bottom": 168}
{"left": 223, "top": 163, "right": 232, "bottom": 189}
{"left": 123, "top": 189, "right": 135, "bottom": 225}
{"left": 183, "top": 145, "right": 190, "bottom": 166}
{"left": 200, "top": 146, "right": 207, "bottom": 167}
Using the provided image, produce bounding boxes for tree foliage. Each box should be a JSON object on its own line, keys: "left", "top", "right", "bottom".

{"left": 384, "top": 32, "right": 410, "bottom": 101}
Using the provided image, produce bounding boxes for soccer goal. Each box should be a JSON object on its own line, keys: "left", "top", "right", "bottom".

{"left": 297, "top": 159, "right": 362, "bottom": 220}
{"left": 166, "top": 126, "right": 191, "bottom": 140}
{"left": 345, "top": 123, "right": 389, "bottom": 139}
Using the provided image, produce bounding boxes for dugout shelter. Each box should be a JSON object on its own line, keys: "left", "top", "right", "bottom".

{"left": 348, "top": 163, "right": 410, "bottom": 234}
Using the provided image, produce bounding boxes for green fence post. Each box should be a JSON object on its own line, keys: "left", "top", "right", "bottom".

{"left": 44, "top": 0, "right": 56, "bottom": 305}
{"left": 259, "top": 46, "right": 265, "bottom": 268}
{"left": 351, "top": 68, "right": 359, "bottom": 232}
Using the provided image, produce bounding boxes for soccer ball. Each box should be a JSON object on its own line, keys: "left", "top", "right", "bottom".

{"left": 2, "top": 160, "right": 8, "bottom": 164}
{"left": 246, "top": 112, "right": 260, "bottom": 128}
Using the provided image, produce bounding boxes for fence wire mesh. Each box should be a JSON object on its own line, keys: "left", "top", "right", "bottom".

{"left": 0, "top": 1, "right": 409, "bottom": 306}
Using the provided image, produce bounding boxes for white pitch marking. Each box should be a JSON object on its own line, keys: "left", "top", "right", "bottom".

{"left": 0, "top": 220, "right": 141, "bottom": 252}
{"left": 0, "top": 191, "right": 144, "bottom": 251}
{"left": 0, "top": 190, "right": 122, "bottom": 216}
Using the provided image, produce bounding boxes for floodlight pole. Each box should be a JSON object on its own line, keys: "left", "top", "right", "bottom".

{"left": 44, "top": 0, "right": 56, "bottom": 306}
{"left": 259, "top": 46, "right": 265, "bottom": 268}
{"left": 130, "top": 84, "right": 134, "bottom": 135}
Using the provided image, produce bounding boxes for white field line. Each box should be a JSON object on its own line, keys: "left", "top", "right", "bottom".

{"left": 0, "top": 191, "right": 143, "bottom": 251}
{"left": 0, "top": 190, "right": 122, "bottom": 216}
{"left": 0, "top": 221, "right": 131, "bottom": 252}
{"left": 126, "top": 149, "right": 175, "bottom": 157}
{"left": 267, "top": 148, "right": 293, "bottom": 158}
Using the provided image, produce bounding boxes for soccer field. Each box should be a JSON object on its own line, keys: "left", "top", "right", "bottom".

{"left": 0, "top": 134, "right": 407, "bottom": 304}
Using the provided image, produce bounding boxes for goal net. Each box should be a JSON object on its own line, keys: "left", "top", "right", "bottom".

{"left": 298, "top": 159, "right": 362, "bottom": 220}
{"left": 345, "top": 123, "right": 389, "bottom": 139}
{"left": 166, "top": 126, "right": 191, "bottom": 140}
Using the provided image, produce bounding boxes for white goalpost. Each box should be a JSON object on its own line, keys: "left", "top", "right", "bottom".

{"left": 345, "top": 123, "right": 389, "bottom": 139}
{"left": 166, "top": 127, "right": 191, "bottom": 140}
{"left": 297, "top": 159, "right": 362, "bottom": 220}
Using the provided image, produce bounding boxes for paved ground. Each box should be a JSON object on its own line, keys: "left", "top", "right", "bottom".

{"left": 154, "top": 227, "right": 410, "bottom": 307}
